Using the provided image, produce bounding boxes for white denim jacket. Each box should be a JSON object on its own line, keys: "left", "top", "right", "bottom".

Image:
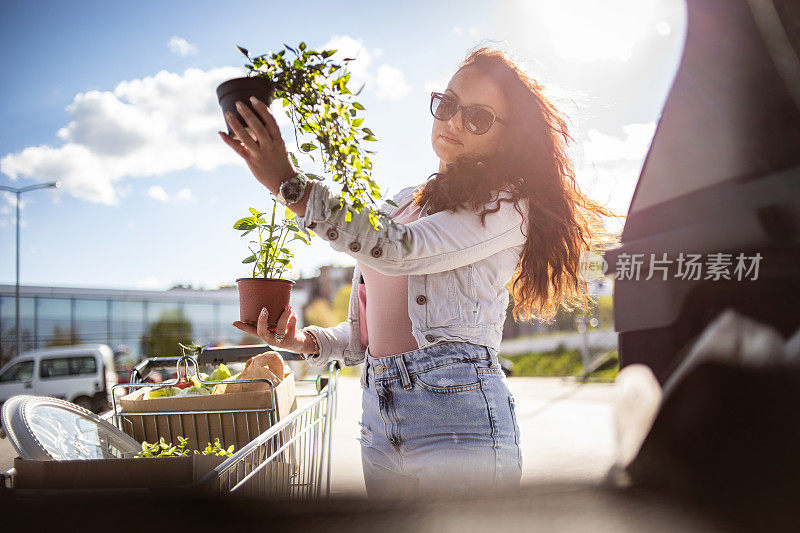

{"left": 297, "top": 180, "right": 528, "bottom": 367}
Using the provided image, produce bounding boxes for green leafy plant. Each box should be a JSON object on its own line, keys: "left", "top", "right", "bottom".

{"left": 234, "top": 199, "right": 312, "bottom": 279}
{"left": 136, "top": 436, "right": 235, "bottom": 458}
{"left": 236, "top": 42, "right": 408, "bottom": 246}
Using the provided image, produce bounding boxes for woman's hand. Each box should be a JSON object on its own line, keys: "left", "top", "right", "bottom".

{"left": 218, "top": 96, "right": 297, "bottom": 194}
{"left": 232, "top": 306, "right": 311, "bottom": 354}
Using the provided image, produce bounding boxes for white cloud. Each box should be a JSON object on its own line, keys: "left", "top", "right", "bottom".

{"left": 574, "top": 122, "right": 656, "bottom": 216}
{"left": 425, "top": 72, "right": 455, "bottom": 94}
{"left": 0, "top": 193, "right": 18, "bottom": 227}
{"left": 314, "top": 35, "right": 415, "bottom": 100}
{"left": 575, "top": 159, "right": 642, "bottom": 219}
{"left": 0, "top": 37, "right": 395, "bottom": 208}
{"left": 318, "top": 35, "right": 374, "bottom": 90}
{"left": 136, "top": 275, "right": 165, "bottom": 290}
{"left": 145, "top": 185, "right": 193, "bottom": 203}
{"left": 168, "top": 36, "right": 198, "bottom": 57}
{"left": 1, "top": 66, "right": 243, "bottom": 205}
{"left": 147, "top": 185, "right": 169, "bottom": 202}
{"left": 3, "top": 191, "right": 24, "bottom": 209}
{"left": 453, "top": 26, "right": 464, "bottom": 35}
{"left": 375, "top": 65, "right": 411, "bottom": 100}
{"left": 175, "top": 187, "right": 194, "bottom": 202}
{"left": 582, "top": 122, "right": 656, "bottom": 163}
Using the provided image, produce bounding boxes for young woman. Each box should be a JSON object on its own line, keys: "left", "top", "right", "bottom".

{"left": 221, "top": 47, "right": 618, "bottom": 499}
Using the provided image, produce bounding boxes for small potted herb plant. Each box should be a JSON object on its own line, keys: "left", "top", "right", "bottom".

{"left": 234, "top": 199, "right": 312, "bottom": 331}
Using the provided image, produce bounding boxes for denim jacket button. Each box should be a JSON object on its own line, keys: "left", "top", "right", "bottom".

{"left": 326, "top": 228, "right": 339, "bottom": 240}
{"left": 370, "top": 246, "right": 383, "bottom": 258}
{"left": 307, "top": 222, "right": 317, "bottom": 229}
{"left": 349, "top": 241, "right": 362, "bottom": 252}
{"left": 425, "top": 334, "right": 436, "bottom": 342}
{"left": 416, "top": 294, "right": 427, "bottom": 305}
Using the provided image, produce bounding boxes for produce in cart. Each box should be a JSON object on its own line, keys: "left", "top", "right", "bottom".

{"left": 137, "top": 436, "right": 234, "bottom": 457}
{"left": 138, "top": 351, "right": 288, "bottom": 399}
{"left": 213, "top": 352, "right": 285, "bottom": 394}
{"left": 117, "top": 350, "right": 297, "bottom": 451}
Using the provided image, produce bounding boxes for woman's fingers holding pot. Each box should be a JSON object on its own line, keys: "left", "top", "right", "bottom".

{"left": 231, "top": 320, "right": 257, "bottom": 337}
{"left": 286, "top": 308, "right": 298, "bottom": 333}
{"left": 232, "top": 307, "right": 293, "bottom": 346}
{"left": 249, "top": 97, "right": 282, "bottom": 143}
{"left": 224, "top": 110, "right": 258, "bottom": 153}
{"left": 256, "top": 306, "right": 273, "bottom": 340}
{"left": 274, "top": 307, "right": 289, "bottom": 337}
{"left": 235, "top": 100, "right": 272, "bottom": 145}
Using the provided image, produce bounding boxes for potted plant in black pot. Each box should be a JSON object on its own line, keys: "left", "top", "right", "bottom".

{"left": 217, "top": 42, "right": 406, "bottom": 229}
{"left": 233, "top": 199, "right": 312, "bottom": 332}
{"left": 218, "top": 41, "right": 411, "bottom": 330}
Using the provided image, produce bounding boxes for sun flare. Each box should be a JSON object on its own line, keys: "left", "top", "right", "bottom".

{"left": 531, "top": 0, "right": 658, "bottom": 62}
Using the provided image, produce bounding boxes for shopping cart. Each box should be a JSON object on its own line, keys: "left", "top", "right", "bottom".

{"left": 1, "top": 345, "right": 340, "bottom": 500}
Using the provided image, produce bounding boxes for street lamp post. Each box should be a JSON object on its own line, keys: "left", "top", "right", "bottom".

{"left": 0, "top": 181, "right": 60, "bottom": 357}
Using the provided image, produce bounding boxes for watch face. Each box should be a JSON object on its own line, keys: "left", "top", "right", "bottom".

{"left": 281, "top": 175, "right": 307, "bottom": 204}
{"left": 283, "top": 181, "right": 303, "bottom": 202}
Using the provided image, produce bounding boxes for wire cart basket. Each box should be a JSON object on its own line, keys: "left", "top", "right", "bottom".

{"left": 1, "top": 345, "right": 340, "bottom": 500}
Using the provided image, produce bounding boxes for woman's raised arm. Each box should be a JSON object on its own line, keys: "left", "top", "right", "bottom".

{"left": 296, "top": 180, "right": 528, "bottom": 276}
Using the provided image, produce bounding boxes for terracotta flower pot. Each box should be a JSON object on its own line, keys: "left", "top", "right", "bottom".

{"left": 216, "top": 76, "right": 275, "bottom": 143}
{"left": 236, "top": 278, "right": 294, "bottom": 333}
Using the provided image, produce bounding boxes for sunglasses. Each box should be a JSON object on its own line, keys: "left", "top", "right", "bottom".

{"left": 430, "top": 91, "right": 506, "bottom": 135}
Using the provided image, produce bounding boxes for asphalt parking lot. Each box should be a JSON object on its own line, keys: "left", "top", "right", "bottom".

{"left": 328, "top": 375, "right": 617, "bottom": 496}
{"left": 0, "top": 375, "right": 617, "bottom": 494}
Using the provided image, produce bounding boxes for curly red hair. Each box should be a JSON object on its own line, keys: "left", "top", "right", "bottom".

{"left": 413, "top": 46, "right": 623, "bottom": 323}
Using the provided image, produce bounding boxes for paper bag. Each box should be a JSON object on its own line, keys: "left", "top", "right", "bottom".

{"left": 118, "top": 371, "right": 297, "bottom": 453}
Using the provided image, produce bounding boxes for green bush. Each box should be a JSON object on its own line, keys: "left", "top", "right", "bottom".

{"left": 505, "top": 347, "right": 619, "bottom": 379}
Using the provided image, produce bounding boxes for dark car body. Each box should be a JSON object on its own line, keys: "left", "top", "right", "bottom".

{"left": 605, "top": 0, "right": 800, "bottom": 385}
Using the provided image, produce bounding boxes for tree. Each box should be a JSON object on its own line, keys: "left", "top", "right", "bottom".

{"left": 45, "top": 326, "right": 81, "bottom": 347}
{"left": 331, "top": 284, "right": 351, "bottom": 323}
{"left": 141, "top": 309, "right": 193, "bottom": 358}
{"left": 594, "top": 295, "right": 614, "bottom": 329}
{"left": 303, "top": 298, "right": 339, "bottom": 328}
{"left": 169, "top": 282, "right": 200, "bottom": 290}
{"left": 0, "top": 326, "right": 33, "bottom": 364}
{"left": 304, "top": 283, "right": 353, "bottom": 328}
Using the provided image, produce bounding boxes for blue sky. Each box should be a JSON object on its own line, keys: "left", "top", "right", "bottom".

{"left": 0, "top": 0, "right": 686, "bottom": 290}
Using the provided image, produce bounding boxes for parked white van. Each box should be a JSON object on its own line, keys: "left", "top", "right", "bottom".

{"left": 0, "top": 344, "right": 118, "bottom": 413}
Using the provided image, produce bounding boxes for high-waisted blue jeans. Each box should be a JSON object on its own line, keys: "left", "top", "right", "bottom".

{"left": 358, "top": 341, "right": 523, "bottom": 499}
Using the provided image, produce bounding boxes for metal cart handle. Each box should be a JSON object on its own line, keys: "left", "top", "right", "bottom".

{"left": 130, "top": 345, "right": 305, "bottom": 383}
{"left": 199, "top": 345, "right": 305, "bottom": 365}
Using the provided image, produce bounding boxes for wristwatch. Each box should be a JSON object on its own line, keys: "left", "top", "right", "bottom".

{"left": 276, "top": 171, "right": 309, "bottom": 206}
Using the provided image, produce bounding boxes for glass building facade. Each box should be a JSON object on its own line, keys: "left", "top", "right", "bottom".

{"left": 0, "top": 285, "right": 296, "bottom": 362}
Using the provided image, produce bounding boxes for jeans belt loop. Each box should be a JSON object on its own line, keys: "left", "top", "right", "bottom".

{"left": 394, "top": 354, "right": 413, "bottom": 390}
{"left": 363, "top": 348, "right": 370, "bottom": 388}
{"left": 486, "top": 346, "right": 498, "bottom": 366}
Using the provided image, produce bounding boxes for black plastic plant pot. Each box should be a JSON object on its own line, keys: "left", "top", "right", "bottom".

{"left": 216, "top": 76, "right": 276, "bottom": 143}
